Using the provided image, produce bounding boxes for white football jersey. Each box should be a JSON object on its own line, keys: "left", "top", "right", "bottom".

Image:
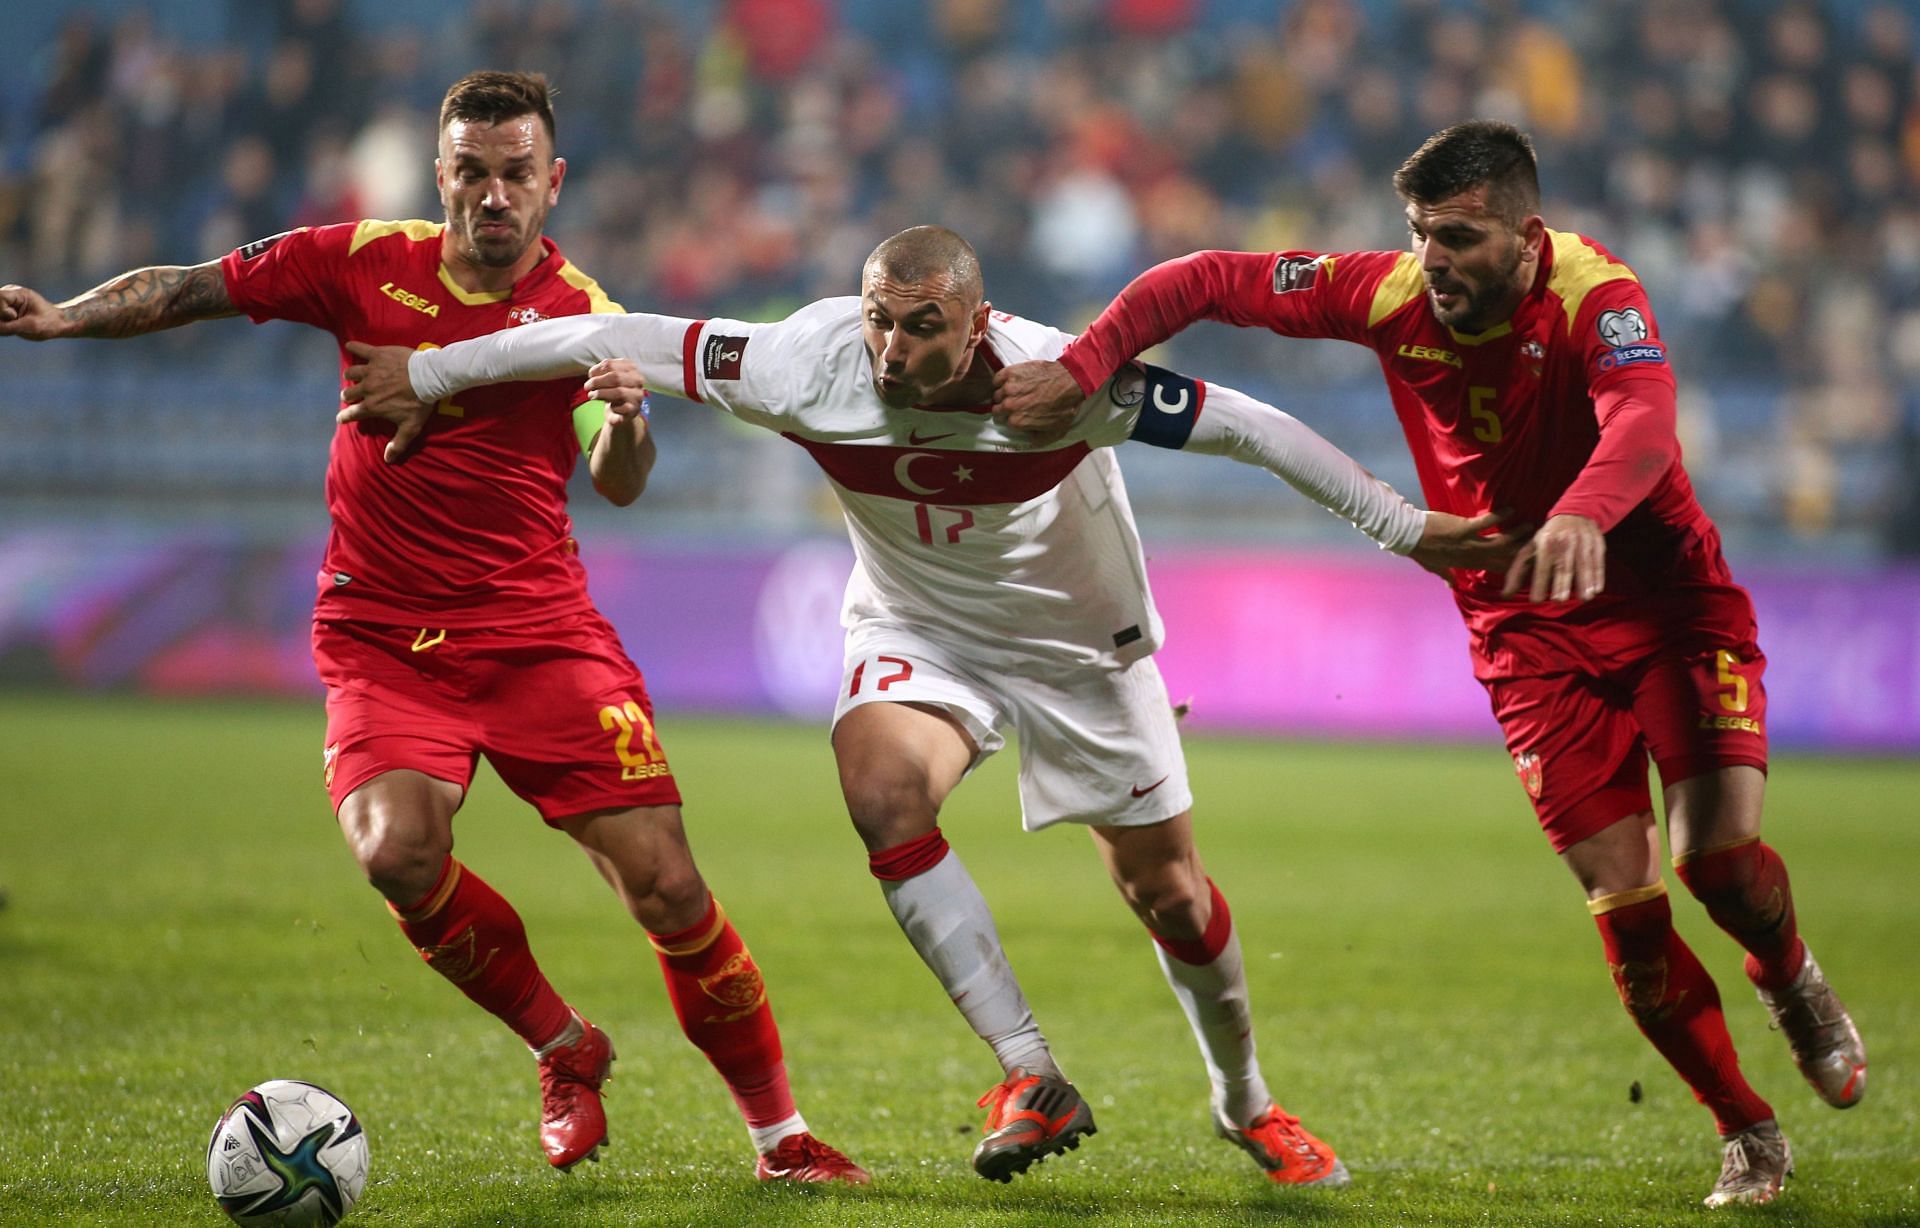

{"left": 409, "top": 296, "right": 1426, "bottom": 671}
{"left": 679, "top": 298, "right": 1162, "bottom": 668}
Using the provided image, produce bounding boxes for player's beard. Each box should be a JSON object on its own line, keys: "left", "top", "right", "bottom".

{"left": 456, "top": 207, "right": 541, "bottom": 270}
{"left": 1429, "top": 240, "right": 1525, "bottom": 331}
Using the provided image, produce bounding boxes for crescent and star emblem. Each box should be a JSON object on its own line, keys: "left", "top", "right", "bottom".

{"left": 893, "top": 452, "right": 974, "bottom": 496}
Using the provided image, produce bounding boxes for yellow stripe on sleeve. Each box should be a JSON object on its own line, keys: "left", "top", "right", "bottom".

{"left": 557, "top": 261, "right": 625, "bottom": 314}
{"left": 1366, "top": 251, "right": 1426, "bottom": 330}
{"left": 1546, "top": 230, "right": 1639, "bottom": 333}
{"left": 348, "top": 218, "right": 445, "bottom": 257}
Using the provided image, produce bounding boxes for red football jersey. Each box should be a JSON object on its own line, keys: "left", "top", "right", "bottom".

{"left": 221, "top": 220, "right": 623, "bottom": 626}
{"left": 1058, "top": 232, "right": 1735, "bottom": 642}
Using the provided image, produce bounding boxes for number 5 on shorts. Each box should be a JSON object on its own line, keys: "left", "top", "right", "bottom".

{"left": 1715, "top": 650, "right": 1749, "bottom": 713}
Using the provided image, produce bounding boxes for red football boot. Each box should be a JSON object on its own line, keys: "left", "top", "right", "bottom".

{"left": 754, "top": 1132, "right": 872, "bottom": 1184}
{"left": 536, "top": 1014, "right": 615, "bottom": 1169}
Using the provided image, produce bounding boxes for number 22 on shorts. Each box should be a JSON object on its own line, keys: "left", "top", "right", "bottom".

{"left": 599, "top": 700, "right": 670, "bottom": 780}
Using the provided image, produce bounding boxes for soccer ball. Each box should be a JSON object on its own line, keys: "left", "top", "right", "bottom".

{"left": 206, "top": 1080, "right": 369, "bottom": 1227}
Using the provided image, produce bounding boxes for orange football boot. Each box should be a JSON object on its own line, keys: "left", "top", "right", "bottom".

{"left": 971, "top": 1068, "right": 1096, "bottom": 1182}
{"left": 1215, "top": 1104, "right": 1351, "bottom": 1187}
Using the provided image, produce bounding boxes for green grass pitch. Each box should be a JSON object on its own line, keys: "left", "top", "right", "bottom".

{"left": 0, "top": 694, "right": 1914, "bottom": 1226}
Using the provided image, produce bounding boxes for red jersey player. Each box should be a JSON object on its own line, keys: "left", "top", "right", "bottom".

{"left": 0, "top": 70, "right": 865, "bottom": 1186}
{"left": 992, "top": 121, "right": 1865, "bottom": 1209}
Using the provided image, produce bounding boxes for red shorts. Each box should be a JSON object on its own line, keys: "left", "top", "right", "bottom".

{"left": 312, "top": 610, "right": 682, "bottom": 821}
{"left": 1477, "top": 591, "right": 1769, "bottom": 852}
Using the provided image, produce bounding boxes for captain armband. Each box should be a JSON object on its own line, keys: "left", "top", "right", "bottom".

{"left": 1117, "top": 362, "right": 1205, "bottom": 450}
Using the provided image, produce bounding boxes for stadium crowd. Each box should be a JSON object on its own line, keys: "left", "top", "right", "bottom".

{"left": 3, "top": 0, "right": 1918, "bottom": 554}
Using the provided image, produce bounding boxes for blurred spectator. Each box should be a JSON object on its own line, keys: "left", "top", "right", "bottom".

{"left": 1, "top": 0, "right": 1915, "bottom": 558}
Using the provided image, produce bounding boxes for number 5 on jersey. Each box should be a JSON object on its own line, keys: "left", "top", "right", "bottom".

{"left": 1469, "top": 385, "right": 1502, "bottom": 444}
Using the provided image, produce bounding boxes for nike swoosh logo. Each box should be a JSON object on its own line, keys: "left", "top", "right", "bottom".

{"left": 1130, "top": 775, "right": 1170, "bottom": 798}
{"left": 907, "top": 429, "right": 955, "bottom": 445}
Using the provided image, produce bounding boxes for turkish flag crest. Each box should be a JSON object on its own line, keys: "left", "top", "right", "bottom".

{"left": 1513, "top": 751, "right": 1543, "bottom": 799}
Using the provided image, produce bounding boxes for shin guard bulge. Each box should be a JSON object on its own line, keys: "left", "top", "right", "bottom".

{"left": 1590, "top": 884, "right": 1773, "bottom": 1134}
{"left": 1150, "top": 879, "right": 1272, "bottom": 1127}
{"left": 871, "top": 828, "right": 1058, "bottom": 1078}
{"left": 1674, "top": 838, "right": 1805, "bottom": 992}
{"left": 649, "top": 896, "right": 797, "bottom": 1129}
{"left": 392, "top": 857, "right": 574, "bottom": 1048}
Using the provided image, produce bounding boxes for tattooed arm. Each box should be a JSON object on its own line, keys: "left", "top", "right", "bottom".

{"left": 0, "top": 261, "right": 238, "bottom": 340}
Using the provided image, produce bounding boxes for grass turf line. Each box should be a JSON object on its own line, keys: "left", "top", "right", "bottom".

{"left": 0, "top": 694, "right": 1913, "bottom": 1225}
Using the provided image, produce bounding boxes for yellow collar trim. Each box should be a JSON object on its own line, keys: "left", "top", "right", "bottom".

{"left": 1447, "top": 319, "right": 1513, "bottom": 346}
{"left": 436, "top": 262, "right": 513, "bottom": 305}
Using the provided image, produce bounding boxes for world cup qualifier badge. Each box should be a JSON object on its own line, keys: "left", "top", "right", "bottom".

{"left": 1513, "top": 751, "right": 1543, "bottom": 799}
{"left": 1271, "top": 254, "right": 1328, "bottom": 294}
{"left": 703, "top": 334, "right": 748, "bottom": 381}
{"left": 235, "top": 229, "right": 301, "bottom": 261}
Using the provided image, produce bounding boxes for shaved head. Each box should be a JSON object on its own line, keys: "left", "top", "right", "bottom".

{"left": 864, "top": 226, "right": 983, "bottom": 307}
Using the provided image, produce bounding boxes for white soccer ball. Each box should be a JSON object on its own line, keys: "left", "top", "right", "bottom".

{"left": 206, "top": 1080, "right": 369, "bottom": 1227}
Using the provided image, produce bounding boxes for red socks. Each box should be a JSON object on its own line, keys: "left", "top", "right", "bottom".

{"left": 1673, "top": 838, "right": 1805, "bottom": 992}
{"left": 393, "top": 862, "right": 797, "bottom": 1129}
{"left": 390, "top": 857, "right": 574, "bottom": 1049}
{"left": 868, "top": 827, "right": 951, "bottom": 881}
{"left": 1150, "top": 877, "right": 1233, "bottom": 965}
{"left": 1590, "top": 885, "right": 1772, "bottom": 1135}
{"left": 649, "top": 895, "right": 796, "bottom": 1128}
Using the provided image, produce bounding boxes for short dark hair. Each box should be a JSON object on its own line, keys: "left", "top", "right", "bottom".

{"left": 439, "top": 70, "right": 557, "bottom": 143}
{"left": 1393, "top": 120, "right": 1540, "bottom": 224}
{"left": 864, "top": 226, "right": 983, "bottom": 306}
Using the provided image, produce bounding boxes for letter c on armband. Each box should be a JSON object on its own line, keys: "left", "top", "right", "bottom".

{"left": 1124, "top": 362, "right": 1204, "bottom": 450}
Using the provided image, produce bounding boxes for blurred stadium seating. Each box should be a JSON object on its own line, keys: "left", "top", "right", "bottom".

{"left": 3, "top": 0, "right": 1918, "bottom": 556}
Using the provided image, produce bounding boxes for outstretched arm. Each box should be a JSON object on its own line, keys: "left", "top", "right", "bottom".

{"left": 0, "top": 262, "right": 238, "bottom": 340}
{"left": 994, "top": 250, "right": 1287, "bottom": 434}
{"left": 1115, "top": 363, "right": 1524, "bottom": 574}
{"left": 340, "top": 312, "right": 701, "bottom": 461}
{"left": 410, "top": 312, "right": 697, "bottom": 400}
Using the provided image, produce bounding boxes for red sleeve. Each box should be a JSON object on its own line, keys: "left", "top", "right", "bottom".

{"left": 1546, "top": 278, "right": 1682, "bottom": 531}
{"left": 1057, "top": 249, "right": 1388, "bottom": 395}
{"left": 1546, "top": 373, "right": 1680, "bottom": 531}
{"left": 1570, "top": 277, "right": 1676, "bottom": 398}
{"left": 219, "top": 224, "right": 351, "bottom": 330}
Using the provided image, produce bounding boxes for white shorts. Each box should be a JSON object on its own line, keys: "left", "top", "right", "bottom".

{"left": 833, "top": 621, "right": 1193, "bottom": 831}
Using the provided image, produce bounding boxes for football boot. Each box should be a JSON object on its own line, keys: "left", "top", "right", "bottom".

{"left": 971, "top": 1069, "right": 1096, "bottom": 1182}
{"left": 536, "top": 1014, "right": 614, "bottom": 1169}
{"left": 1754, "top": 946, "right": 1867, "bottom": 1109}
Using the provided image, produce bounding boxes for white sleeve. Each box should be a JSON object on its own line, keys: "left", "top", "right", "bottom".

{"left": 409, "top": 312, "right": 697, "bottom": 403}
{"left": 1100, "top": 361, "right": 1427, "bottom": 554}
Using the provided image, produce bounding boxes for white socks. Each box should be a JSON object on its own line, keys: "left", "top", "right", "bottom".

{"left": 748, "top": 1111, "right": 808, "bottom": 1154}
{"left": 1155, "top": 927, "right": 1271, "bottom": 1127}
{"left": 881, "top": 848, "right": 1061, "bottom": 1079}
{"left": 531, "top": 1010, "right": 583, "bottom": 1058}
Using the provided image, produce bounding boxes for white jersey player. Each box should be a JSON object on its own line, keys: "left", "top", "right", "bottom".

{"left": 343, "top": 225, "right": 1516, "bottom": 1187}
